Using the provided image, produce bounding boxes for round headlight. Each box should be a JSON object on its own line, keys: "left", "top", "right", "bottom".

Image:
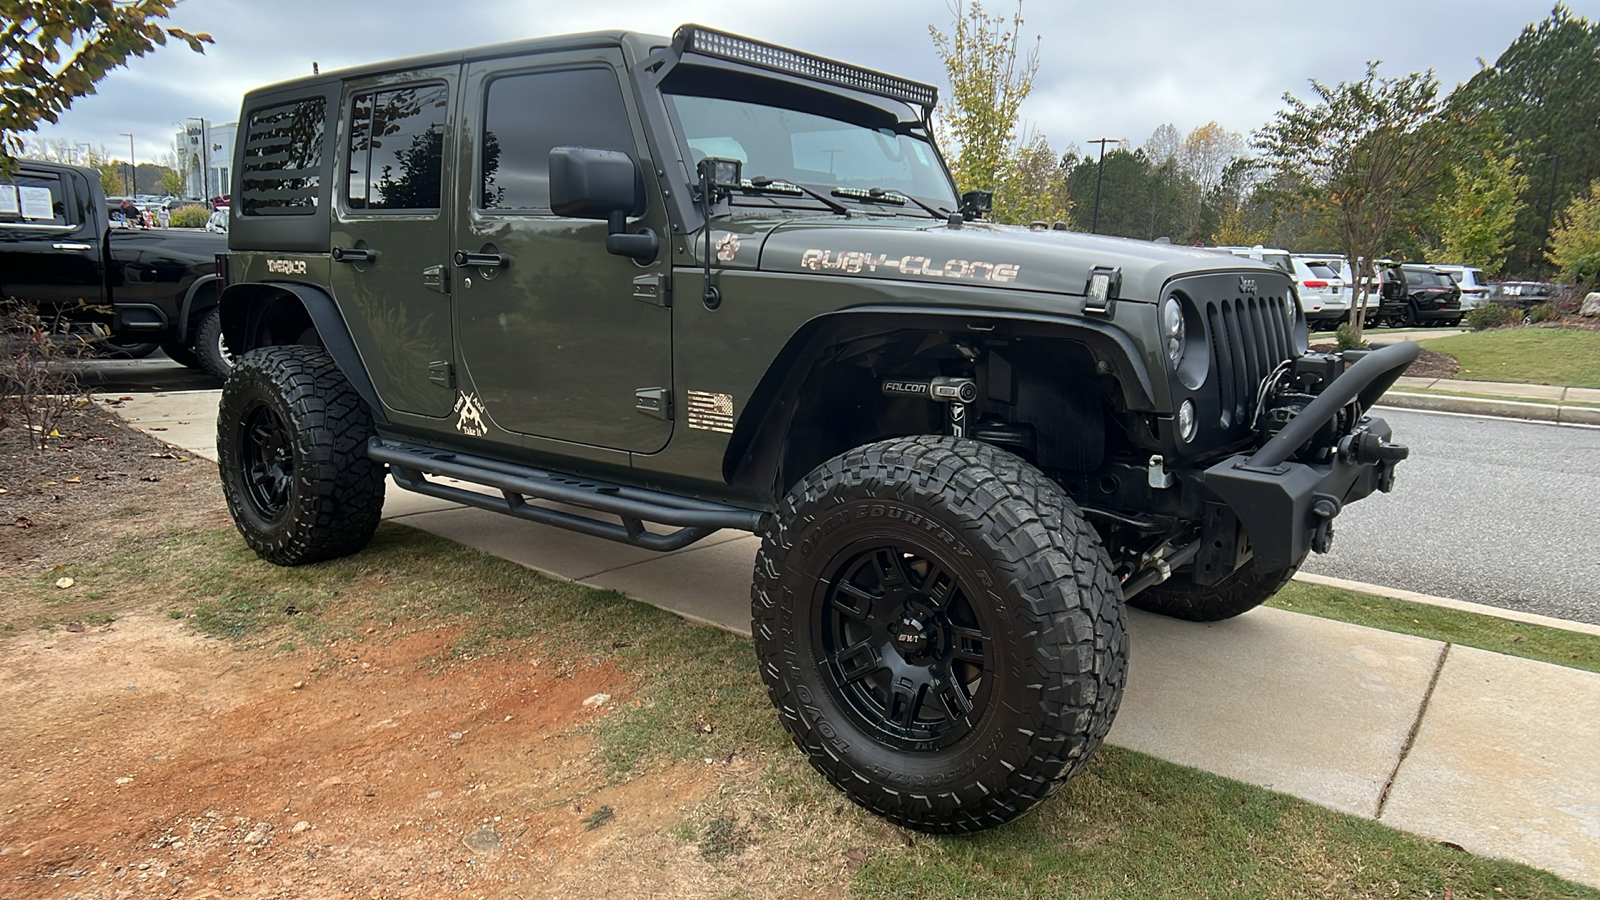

{"left": 1178, "top": 399, "right": 1197, "bottom": 443}
{"left": 1162, "top": 296, "right": 1186, "bottom": 364}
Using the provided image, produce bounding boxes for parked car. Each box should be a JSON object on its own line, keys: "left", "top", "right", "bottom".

{"left": 1289, "top": 256, "right": 1349, "bottom": 329}
{"left": 1431, "top": 265, "right": 1490, "bottom": 310}
{"left": 1372, "top": 264, "right": 1463, "bottom": 327}
{"left": 212, "top": 23, "right": 1417, "bottom": 835}
{"left": 0, "top": 160, "right": 231, "bottom": 377}
{"left": 204, "top": 208, "right": 228, "bottom": 233}
{"left": 1491, "top": 281, "right": 1561, "bottom": 314}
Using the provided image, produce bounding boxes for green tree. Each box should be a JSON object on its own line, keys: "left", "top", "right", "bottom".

{"left": 0, "top": 1, "right": 212, "bottom": 170}
{"left": 1548, "top": 178, "right": 1600, "bottom": 287}
{"left": 1433, "top": 149, "right": 1527, "bottom": 275}
{"left": 1449, "top": 5, "right": 1600, "bottom": 273}
{"left": 929, "top": 0, "right": 1038, "bottom": 199}
{"left": 990, "top": 131, "right": 1071, "bottom": 225}
{"left": 159, "top": 166, "right": 183, "bottom": 196}
{"left": 1257, "top": 63, "right": 1451, "bottom": 340}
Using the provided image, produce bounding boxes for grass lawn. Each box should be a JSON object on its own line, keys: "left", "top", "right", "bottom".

{"left": 1422, "top": 328, "right": 1600, "bottom": 388}
{"left": 6, "top": 522, "right": 1599, "bottom": 898}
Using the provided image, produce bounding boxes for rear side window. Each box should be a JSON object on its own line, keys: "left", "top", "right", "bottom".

{"left": 0, "top": 173, "right": 68, "bottom": 226}
{"left": 240, "top": 97, "right": 326, "bottom": 215}
{"left": 1305, "top": 262, "right": 1339, "bottom": 280}
{"left": 347, "top": 83, "right": 448, "bottom": 211}
{"left": 479, "top": 67, "right": 634, "bottom": 211}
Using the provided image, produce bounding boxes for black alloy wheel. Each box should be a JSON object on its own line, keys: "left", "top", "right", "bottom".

{"left": 817, "top": 540, "right": 994, "bottom": 750}
{"left": 238, "top": 400, "right": 293, "bottom": 520}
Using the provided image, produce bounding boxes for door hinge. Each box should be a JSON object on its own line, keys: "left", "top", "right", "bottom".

{"left": 428, "top": 360, "right": 455, "bottom": 389}
{"left": 634, "top": 386, "right": 671, "bottom": 420}
{"left": 422, "top": 264, "right": 447, "bottom": 293}
{"left": 632, "top": 273, "right": 669, "bottom": 307}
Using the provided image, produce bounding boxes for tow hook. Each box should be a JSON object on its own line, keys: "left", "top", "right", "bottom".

{"left": 1311, "top": 494, "right": 1341, "bottom": 554}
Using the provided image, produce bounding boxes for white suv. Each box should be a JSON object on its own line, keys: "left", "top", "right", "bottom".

{"left": 1430, "top": 265, "right": 1490, "bottom": 310}
{"left": 1212, "top": 246, "right": 1348, "bottom": 329}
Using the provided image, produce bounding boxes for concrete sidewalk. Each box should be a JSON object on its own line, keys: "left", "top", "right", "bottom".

{"left": 104, "top": 390, "right": 1600, "bottom": 889}
{"left": 1379, "top": 375, "right": 1600, "bottom": 426}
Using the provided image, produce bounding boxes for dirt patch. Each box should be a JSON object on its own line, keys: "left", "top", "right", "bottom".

{"left": 0, "top": 403, "right": 222, "bottom": 578}
{"left": 0, "top": 401, "right": 869, "bottom": 899}
{"left": 1402, "top": 347, "right": 1460, "bottom": 380}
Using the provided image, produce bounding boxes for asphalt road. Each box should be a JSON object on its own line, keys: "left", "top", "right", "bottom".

{"left": 70, "top": 357, "right": 1600, "bottom": 625}
{"left": 1303, "top": 407, "right": 1600, "bottom": 625}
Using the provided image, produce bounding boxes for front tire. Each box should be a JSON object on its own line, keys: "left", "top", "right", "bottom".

{"left": 1127, "top": 556, "right": 1302, "bottom": 622}
{"left": 752, "top": 436, "right": 1127, "bottom": 833}
{"left": 218, "top": 346, "right": 385, "bottom": 566}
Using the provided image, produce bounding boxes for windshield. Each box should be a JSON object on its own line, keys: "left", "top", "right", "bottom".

{"left": 664, "top": 70, "right": 957, "bottom": 213}
{"left": 1405, "top": 269, "right": 1452, "bottom": 288}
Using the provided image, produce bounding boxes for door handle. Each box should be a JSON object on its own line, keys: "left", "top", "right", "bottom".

{"left": 332, "top": 246, "right": 377, "bottom": 263}
{"left": 452, "top": 250, "right": 509, "bottom": 269}
{"left": 52, "top": 242, "right": 93, "bottom": 251}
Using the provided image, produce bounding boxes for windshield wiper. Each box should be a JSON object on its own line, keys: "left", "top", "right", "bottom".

{"left": 832, "top": 186, "right": 948, "bottom": 219}
{"left": 740, "top": 176, "right": 851, "bottom": 216}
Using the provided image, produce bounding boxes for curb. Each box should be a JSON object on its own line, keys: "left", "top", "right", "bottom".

{"left": 1376, "top": 390, "right": 1600, "bottom": 426}
{"left": 1293, "top": 572, "right": 1600, "bottom": 638}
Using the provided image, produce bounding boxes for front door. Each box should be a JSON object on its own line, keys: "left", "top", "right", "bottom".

{"left": 329, "top": 66, "right": 458, "bottom": 418}
{"left": 453, "top": 52, "right": 672, "bottom": 453}
{"left": 0, "top": 166, "right": 104, "bottom": 318}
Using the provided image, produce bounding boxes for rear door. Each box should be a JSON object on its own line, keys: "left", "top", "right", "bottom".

{"left": 0, "top": 166, "right": 104, "bottom": 316}
{"left": 451, "top": 51, "right": 673, "bottom": 453}
{"left": 329, "top": 67, "right": 458, "bottom": 418}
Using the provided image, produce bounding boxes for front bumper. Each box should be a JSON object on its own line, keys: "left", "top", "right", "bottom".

{"left": 1202, "top": 341, "right": 1418, "bottom": 571}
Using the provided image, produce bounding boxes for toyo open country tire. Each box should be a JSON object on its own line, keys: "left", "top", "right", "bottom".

{"left": 1127, "top": 555, "right": 1304, "bottom": 622}
{"left": 218, "top": 345, "right": 385, "bottom": 566}
{"left": 752, "top": 436, "right": 1127, "bottom": 833}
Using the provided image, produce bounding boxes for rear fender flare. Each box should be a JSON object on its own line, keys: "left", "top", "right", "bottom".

{"left": 218, "top": 281, "right": 387, "bottom": 424}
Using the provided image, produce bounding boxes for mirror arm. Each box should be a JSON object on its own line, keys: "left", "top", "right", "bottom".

{"left": 603, "top": 209, "right": 659, "bottom": 264}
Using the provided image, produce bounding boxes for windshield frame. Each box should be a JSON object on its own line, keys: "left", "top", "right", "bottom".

{"left": 657, "top": 60, "right": 958, "bottom": 219}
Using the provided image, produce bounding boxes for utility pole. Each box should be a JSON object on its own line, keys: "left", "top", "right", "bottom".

{"left": 189, "top": 117, "right": 210, "bottom": 200}
{"left": 119, "top": 133, "right": 135, "bottom": 194}
{"left": 1088, "top": 138, "right": 1119, "bottom": 234}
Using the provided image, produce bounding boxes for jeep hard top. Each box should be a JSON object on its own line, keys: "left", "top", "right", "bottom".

{"left": 214, "top": 25, "right": 1417, "bottom": 833}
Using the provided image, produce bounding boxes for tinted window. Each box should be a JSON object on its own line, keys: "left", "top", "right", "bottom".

{"left": 1305, "top": 262, "right": 1339, "bottom": 279}
{"left": 0, "top": 173, "right": 68, "bottom": 226}
{"left": 347, "top": 83, "right": 448, "bottom": 210}
{"left": 480, "top": 68, "right": 634, "bottom": 210}
{"left": 240, "top": 97, "right": 326, "bottom": 215}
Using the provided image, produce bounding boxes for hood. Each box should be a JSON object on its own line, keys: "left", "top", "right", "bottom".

{"left": 755, "top": 218, "right": 1284, "bottom": 302}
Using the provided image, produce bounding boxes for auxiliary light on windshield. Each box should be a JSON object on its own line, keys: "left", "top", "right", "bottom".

{"left": 673, "top": 25, "right": 939, "bottom": 113}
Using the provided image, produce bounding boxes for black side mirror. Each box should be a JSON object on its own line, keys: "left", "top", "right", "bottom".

{"left": 959, "top": 190, "right": 992, "bottom": 219}
{"left": 548, "top": 146, "right": 657, "bottom": 263}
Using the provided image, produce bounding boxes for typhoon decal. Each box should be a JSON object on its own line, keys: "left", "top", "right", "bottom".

{"left": 800, "top": 249, "right": 1019, "bottom": 283}
{"left": 453, "top": 392, "right": 488, "bottom": 437}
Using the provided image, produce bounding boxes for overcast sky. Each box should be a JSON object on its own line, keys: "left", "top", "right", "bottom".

{"left": 26, "top": 0, "right": 1579, "bottom": 166}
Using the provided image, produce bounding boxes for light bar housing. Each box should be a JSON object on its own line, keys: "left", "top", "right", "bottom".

{"left": 672, "top": 25, "right": 939, "bottom": 113}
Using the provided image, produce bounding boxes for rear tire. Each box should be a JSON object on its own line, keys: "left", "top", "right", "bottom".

{"left": 752, "top": 436, "right": 1127, "bottom": 833}
{"left": 100, "top": 340, "right": 159, "bottom": 360}
{"left": 192, "top": 306, "right": 233, "bottom": 379}
{"left": 218, "top": 345, "right": 385, "bottom": 566}
{"left": 1127, "top": 557, "right": 1303, "bottom": 622}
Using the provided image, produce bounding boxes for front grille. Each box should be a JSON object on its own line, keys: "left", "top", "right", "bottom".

{"left": 1203, "top": 293, "right": 1297, "bottom": 428}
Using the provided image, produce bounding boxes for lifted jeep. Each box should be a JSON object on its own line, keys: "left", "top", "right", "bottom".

{"left": 215, "top": 25, "right": 1415, "bottom": 833}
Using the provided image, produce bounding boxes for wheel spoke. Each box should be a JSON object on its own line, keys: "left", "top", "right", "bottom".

{"left": 888, "top": 678, "right": 928, "bottom": 728}
{"left": 951, "top": 625, "right": 986, "bottom": 664}
{"left": 832, "top": 579, "right": 878, "bottom": 622}
{"left": 934, "top": 674, "right": 974, "bottom": 720}
{"left": 835, "top": 640, "right": 881, "bottom": 683}
{"left": 922, "top": 561, "right": 956, "bottom": 609}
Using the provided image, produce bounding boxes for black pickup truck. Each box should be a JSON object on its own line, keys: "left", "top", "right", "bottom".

{"left": 0, "top": 160, "right": 230, "bottom": 376}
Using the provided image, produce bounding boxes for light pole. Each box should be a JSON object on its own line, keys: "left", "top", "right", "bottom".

{"left": 119, "top": 133, "right": 135, "bottom": 194}
{"left": 1087, "top": 138, "right": 1119, "bottom": 234}
{"left": 188, "top": 117, "right": 209, "bottom": 200}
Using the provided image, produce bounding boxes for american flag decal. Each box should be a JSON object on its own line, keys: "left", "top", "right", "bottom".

{"left": 686, "top": 390, "right": 735, "bottom": 433}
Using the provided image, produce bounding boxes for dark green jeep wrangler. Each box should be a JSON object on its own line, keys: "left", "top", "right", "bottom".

{"left": 215, "top": 25, "right": 1416, "bottom": 833}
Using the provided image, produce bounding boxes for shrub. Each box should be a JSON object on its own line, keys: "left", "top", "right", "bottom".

{"left": 1529, "top": 303, "right": 1559, "bottom": 324}
{"left": 1334, "top": 322, "right": 1368, "bottom": 351}
{"left": 169, "top": 204, "right": 209, "bottom": 228}
{"left": 1465, "top": 304, "right": 1511, "bottom": 331}
{"left": 0, "top": 299, "right": 89, "bottom": 449}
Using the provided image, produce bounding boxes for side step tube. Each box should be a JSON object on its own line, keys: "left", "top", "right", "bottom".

{"left": 367, "top": 438, "right": 767, "bottom": 552}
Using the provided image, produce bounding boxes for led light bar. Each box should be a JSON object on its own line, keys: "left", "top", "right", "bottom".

{"left": 674, "top": 25, "right": 939, "bottom": 111}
